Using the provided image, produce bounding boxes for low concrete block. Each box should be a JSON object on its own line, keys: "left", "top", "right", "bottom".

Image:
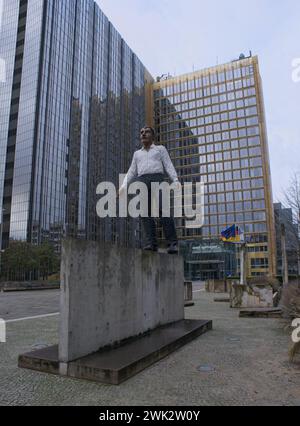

{"left": 239, "top": 308, "right": 282, "bottom": 318}
{"left": 214, "top": 297, "right": 230, "bottom": 303}
{"left": 230, "top": 283, "right": 274, "bottom": 309}
{"left": 0, "top": 281, "right": 60, "bottom": 292}
{"left": 59, "top": 239, "right": 185, "bottom": 363}
{"left": 205, "top": 279, "right": 230, "bottom": 293}
{"left": 184, "top": 281, "right": 193, "bottom": 302}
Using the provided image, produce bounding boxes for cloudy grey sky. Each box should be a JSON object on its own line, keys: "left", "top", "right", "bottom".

{"left": 97, "top": 0, "right": 300, "bottom": 201}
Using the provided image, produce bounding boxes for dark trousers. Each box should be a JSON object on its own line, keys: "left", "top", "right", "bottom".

{"left": 134, "top": 173, "right": 178, "bottom": 247}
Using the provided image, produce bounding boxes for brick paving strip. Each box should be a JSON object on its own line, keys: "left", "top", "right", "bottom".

{"left": 6, "top": 313, "right": 59, "bottom": 324}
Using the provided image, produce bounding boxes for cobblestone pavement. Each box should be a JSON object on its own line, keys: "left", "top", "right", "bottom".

{"left": 0, "top": 287, "right": 300, "bottom": 406}
{"left": 0, "top": 290, "right": 60, "bottom": 320}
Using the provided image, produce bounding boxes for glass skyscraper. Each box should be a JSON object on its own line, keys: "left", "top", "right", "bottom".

{"left": 152, "top": 55, "right": 276, "bottom": 277}
{"left": 0, "top": 0, "right": 153, "bottom": 251}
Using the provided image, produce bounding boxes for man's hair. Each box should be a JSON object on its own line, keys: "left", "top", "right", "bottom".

{"left": 143, "top": 126, "right": 155, "bottom": 139}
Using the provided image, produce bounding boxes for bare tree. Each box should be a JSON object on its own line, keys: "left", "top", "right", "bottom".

{"left": 282, "top": 172, "right": 300, "bottom": 276}
{"left": 280, "top": 173, "right": 300, "bottom": 361}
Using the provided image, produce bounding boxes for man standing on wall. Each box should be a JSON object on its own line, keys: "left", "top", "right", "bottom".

{"left": 119, "top": 127, "right": 179, "bottom": 254}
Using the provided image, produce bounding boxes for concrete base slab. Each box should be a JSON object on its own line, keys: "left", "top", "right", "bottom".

{"left": 239, "top": 308, "right": 282, "bottom": 318}
{"left": 214, "top": 297, "right": 230, "bottom": 303}
{"left": 19, "top": 319, "right": 212, "bottom": 385}
{"left": 184, "top": 301, "right": 195, "bottom": 307}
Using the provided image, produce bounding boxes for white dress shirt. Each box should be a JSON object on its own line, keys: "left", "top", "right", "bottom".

{"left": 121, "top": 144, "right": 179, "bottom": 189}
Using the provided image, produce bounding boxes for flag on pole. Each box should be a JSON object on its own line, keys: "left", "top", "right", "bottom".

{"left": 221, "top": 224, "right": 244, "bottom": 243}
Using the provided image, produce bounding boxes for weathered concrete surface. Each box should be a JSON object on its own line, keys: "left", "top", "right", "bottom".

{"left": 230, "top": 284, "right": 273, "bottom": 309}
{"left": 59, "top": 239, "right": 185, "bottom": 363}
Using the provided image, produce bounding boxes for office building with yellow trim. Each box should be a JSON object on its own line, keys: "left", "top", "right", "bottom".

{"left": 150, "top": 55, "right": 276, "bottom": 277}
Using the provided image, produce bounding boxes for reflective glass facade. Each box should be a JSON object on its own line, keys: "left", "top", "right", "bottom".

{"left": 274, "top": 203, "right": 299, "bottom": 277}
{"left": 180, "top": 239, "right": 237, "bottom": 281}
{"left": 0, "top": 0, "right": 21, "bottom": 245}
{"left": 153, "top": 56, "right": 276, "bottom": 277}
{"left": 1, "top": 0, "right": 152, "bottom": 251}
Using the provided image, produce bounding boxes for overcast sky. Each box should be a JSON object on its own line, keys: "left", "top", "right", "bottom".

{"left": 97, "top": 0, "right": 300, "bottom": 202}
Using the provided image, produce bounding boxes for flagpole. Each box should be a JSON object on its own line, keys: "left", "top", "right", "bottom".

{"left": 240, "top": 242, "right": 247, "bottom": 285}
{"left": 221, "top": 225, "right": 246, "bottom": 284}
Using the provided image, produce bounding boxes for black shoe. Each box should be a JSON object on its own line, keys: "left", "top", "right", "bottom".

{"left": 167, "top": 242, "right": 178, "bottom": 254}
{"left": 143, "top": 244, "right": 158, "bottom": 252}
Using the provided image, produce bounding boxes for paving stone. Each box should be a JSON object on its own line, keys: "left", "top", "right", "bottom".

{"left": 0, "top": 287, "right": 300, "bottom": 405}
